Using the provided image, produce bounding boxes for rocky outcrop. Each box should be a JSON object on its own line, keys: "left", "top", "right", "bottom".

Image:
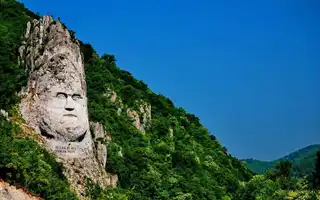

{"left": 127, "top": 102, "right": 151, "bottom": 133}
{"left": 104, "top": 88, "right": 152, "bottom": 133}
{"left": 0, "top": 109, "right": 8, "bottom": 119}
{"left": 109, "top": 91, "right": 117, "bottom": 103}
{"left": 18, "top": 15, "right": 116, "bottom": 198}
{"left": 104, "top": 88, "right": 123, "bottom": 115}
{"left": 90, "top": 122, "right": 113, "bottom": 168}
{"left": 169, "top": 127, "right": 174, "bottom": 137}
{"left": 0, "top": 180, "right": 40, "bottom": 200}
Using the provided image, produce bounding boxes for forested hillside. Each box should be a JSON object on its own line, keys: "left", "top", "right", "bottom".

{"left": 243, "top": 145, "right": 320, "bottom": 178}
{"left": 0, "top": 0, "right": 319, "bottom": 199}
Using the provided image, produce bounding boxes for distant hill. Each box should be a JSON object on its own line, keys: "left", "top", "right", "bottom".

{"left": 242, "top": 144, "right": 320, "bottom": 177}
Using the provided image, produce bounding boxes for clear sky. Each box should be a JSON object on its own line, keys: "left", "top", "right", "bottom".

{"left": 20, "top": 0, "right": 319, "bottom": 161}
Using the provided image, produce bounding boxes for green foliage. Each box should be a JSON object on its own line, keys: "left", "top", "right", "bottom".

{"left": 0, "top": 0, "right": 40, "bottom": 110}
{"left": 235, "top": 161, "right": 320, "bottom": 200}
{"left": 235, "top": 174, "right": 320, "bottom": 200}
{"left": 266, "top": 160, "right": 299, "bottom": 191}
{"left": 120, "top": 85, "right": 143, "bottom": 105}
{"left": 242, "top": 159, "right": 275, "bottom": 174}
{"left": 2, "top": 1, "right": 319, "bottom": 199}
{"left": 235, "top": 175, "right": 279, "bottom": 200}
{"left": 80, "top": 41, "right": 95, "bottom": 63}
{"left": 85, "top": 179, "right": 129, "bottom": 200}
{"left": 0, "top": 116, "right": 78, "bottom": 199}
{"left": 243, "top": 144, "right": 320, "bottom": 178}
{"left": 311, "top": 151, "right": 320, "bottom": 190}
{"left": 275, "top": 160, "right": 293, "bottom": 178}
{"left": 83, "top": 44, "right": 253, "bottom": 199}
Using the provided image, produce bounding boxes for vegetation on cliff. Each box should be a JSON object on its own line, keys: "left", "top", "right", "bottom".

{"left": 0, "top": 115, "right": 78, "bottom": 199}
{"left": 0, "top": 0, "right": 319, "bottom": 199}
{"left": 82, "top": 37, "right": 252, "bottom": 200}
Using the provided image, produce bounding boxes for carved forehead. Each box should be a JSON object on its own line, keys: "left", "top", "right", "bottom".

{"left": 34, "top": 66, "right": 85, "bottom": 95}
{"left": 46, "top": 50, "right": 80, "bottom": 69}
{"left": 42, "top": 49, "right": 85, "bottom": 87}
{"left": 48, "top": 84, "right": 83, "bottom": 95}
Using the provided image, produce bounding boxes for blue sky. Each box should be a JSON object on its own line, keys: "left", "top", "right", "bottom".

{"left": 20, "top": 0, "right": 319, "bottom": 161}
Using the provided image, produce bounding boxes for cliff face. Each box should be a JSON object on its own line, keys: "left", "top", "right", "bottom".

{"left": 17, "top": 15, "right": 116, "bottom": 198}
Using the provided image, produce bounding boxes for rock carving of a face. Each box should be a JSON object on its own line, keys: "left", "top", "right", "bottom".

{"left": 19, "top": 16, "right": 90, "bottom": 144}
{"left": 39, "top": 70, "right": 89, "bottom": 142}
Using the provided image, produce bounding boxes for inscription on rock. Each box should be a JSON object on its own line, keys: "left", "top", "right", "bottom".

{"left": 51, "top": 142, "right": 89, "bottom": 158}
{"left": 55, "top": 146, "right": 67, "bottom": 153}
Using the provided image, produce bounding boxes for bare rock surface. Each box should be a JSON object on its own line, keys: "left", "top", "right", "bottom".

{"left": 18, "top": 15, "right": 116, "bottom": 198}
{"left": 90, "top": 122, "right": 111, "bottom": 168}
{"left": 0, "top": 180, "right": 40, "bottom": 200}
{"left": 127, "top": 102, "right": 151, "bottom": 133}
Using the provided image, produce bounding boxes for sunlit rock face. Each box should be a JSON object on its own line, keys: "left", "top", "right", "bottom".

{"left": 18, "top": 15, "right": 117, "bottom": 197}
{"left": 0, "top": 179, "right": 40, "bottom": 200}
{"left": 38, "top": 72, "right": 92, "bottom": 158}
{"left": 19, "top": 16, "right": 93, "bottom": 157}
{"left": 19, "top": 15, "right": 91, "bottom": 158}
{"left": 41, "top": 83, "right": 87, "bottom": 142}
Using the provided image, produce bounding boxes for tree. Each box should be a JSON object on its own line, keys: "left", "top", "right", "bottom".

{"left": 276, "top": 160, "right": 292, "bottom": 178}
{"left": 311, "top": 151, "right": 320, "bottom": 189}
{"left": 101, "top": 54, "right": 116, "bottom": 64}
{"left": 269, "top": 160, "right": 300, "bottom": 190}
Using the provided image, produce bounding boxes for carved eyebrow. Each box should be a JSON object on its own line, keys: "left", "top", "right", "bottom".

{"left": 56, "top": 92, "right": 67, "bottom": 98}
{"left": 72, "top": 94, "right": 82, "bottom": 99}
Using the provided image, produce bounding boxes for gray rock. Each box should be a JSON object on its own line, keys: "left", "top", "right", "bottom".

{"left": 0, "top": 110, "right": 8, "bottom": 119}
{"left": 90, "top": 122, "right": 108, "bottom": 168}
{"left": 96, "top": 142, "right": 107, "bottom": 168}
{"left": 90, "top": 122, "right": 105, "bottom": 140}
{"left": 18, "top": 15, "right": 117, "bottom": 198}
{"left": 127, "top": 101, "right": 151, "bottom": 133}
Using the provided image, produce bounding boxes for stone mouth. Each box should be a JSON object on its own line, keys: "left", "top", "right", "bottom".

{"left": 64, "top": 114, "right": 77, "bottom": 117}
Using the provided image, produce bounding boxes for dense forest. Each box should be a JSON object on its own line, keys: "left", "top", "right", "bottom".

{"left": 0, "top": 0, "right": 319, "bottom": 199}
{"left": 243, "top": 145, "right": 320, "bottom": 177}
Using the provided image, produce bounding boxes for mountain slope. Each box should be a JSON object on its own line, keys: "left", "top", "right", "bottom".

{"left": 243, "top": 144, "right": 320, "bottom": 177}
{"left": 2, "top": 1, "right": 320, "bottom": 199}
{"left": 82, "top": 28, "right": 253, "bottom": 200}
{"left": 0, "top": 0, "right": 252, "bottom": 199}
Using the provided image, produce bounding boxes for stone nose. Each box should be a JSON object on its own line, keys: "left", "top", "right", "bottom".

{"left": 65, "top": 96, "right": 75, "bottom": 111}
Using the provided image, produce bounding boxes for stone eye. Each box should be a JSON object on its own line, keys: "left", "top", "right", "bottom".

{"left": 56, "top": 93, "right": 67, "bottom": 99}
{"left": 72, "top": 94, "right": 82, "bottom": 100}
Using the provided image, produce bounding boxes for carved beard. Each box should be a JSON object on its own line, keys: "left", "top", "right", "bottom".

{"left": 39, "top": 116, "right": 88, "bottom": 142}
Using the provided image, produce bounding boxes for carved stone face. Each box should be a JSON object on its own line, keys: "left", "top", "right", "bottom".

{"left": 39, "top": 75, "right": 89, "bottom": 142}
